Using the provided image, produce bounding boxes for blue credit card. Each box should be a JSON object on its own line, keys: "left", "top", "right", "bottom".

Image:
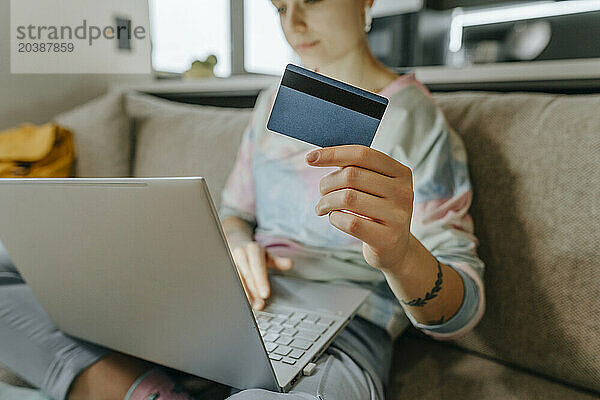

{"left": 266, "top": 64, "right": 389, "bottom": 148}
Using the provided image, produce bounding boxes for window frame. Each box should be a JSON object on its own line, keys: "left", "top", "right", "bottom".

{"left": 230, "top": 0, "right": 246, "bottom": 75}
{"left": 151, "top": 1, "right": 281, "bottom": 76}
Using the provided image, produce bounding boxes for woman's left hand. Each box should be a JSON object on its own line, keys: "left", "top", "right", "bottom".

{"left": 306, "top": 145, "right": 415, "bottom": 274}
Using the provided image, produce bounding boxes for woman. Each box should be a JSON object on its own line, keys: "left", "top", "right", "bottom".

{"left": 0, "top": 0, "right": 485, "bottom": 399}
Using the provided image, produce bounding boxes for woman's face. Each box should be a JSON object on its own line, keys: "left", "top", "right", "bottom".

{"left": 272, "top": 0, "right": 369, "bottom": 70}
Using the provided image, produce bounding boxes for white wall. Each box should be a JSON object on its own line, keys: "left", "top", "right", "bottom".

{"left": 0, "top": 0, "right": 152, "bottom": 130}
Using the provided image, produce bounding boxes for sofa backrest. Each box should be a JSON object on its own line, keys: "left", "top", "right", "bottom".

{"left": 434, "top": 91, "right": 600, "bottom": 393}
{"left": 125, "top": 92, "right": 252, "bottom": 208}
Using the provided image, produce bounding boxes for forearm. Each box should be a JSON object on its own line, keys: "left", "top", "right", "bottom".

{"left": 383, "top": 235, "right": 464, "bottom": 325}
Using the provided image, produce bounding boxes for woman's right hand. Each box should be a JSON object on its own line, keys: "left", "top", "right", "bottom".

{"left": 230, "top": 241, "right": 293, "bottom": 310}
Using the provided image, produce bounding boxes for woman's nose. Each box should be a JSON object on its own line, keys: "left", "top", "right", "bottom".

{"left": 284, "top": 4, "right": 307, "bottom": 33}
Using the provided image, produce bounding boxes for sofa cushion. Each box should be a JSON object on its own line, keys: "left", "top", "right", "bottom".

{"left": 53, "top": 90, "right": 131, "bottom": 177}
{"left": 125, "top": 92, "right": 252, "bottom": 208}
{"left": 390, "top": 335, "right": 598, "bottom": 399}
{"left": 432, "top": 92, "right": 600, "bottom": 393}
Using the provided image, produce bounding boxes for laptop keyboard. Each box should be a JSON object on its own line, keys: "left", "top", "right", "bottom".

{"left": 254, "top": 309, "right": 338, "bottom": 366}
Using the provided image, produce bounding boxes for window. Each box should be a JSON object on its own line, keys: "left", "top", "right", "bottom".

{"left": 149, "top": 0, "right": 231, "bottom": 77}
{"left": 149, "top": 1, "right": 300, "bottom": 77}
{"left": 244, "top": 0, "right": 297, "bottom": 75}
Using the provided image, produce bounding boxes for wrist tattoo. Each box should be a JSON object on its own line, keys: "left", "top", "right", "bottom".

{"left": 401, "top": 260, "right": 443, "bottom": 307}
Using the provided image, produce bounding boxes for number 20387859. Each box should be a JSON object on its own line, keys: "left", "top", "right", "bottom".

{"left": 18, "top": 42, "right": 74, "bottom": 53}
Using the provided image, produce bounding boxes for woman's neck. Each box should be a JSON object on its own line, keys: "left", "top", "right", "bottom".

{"left": 310, "top": 40, "right": 399, "bottom": 93}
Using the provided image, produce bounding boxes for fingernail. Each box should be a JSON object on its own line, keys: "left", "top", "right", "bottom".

{"left": 306, "top": 151, "right": 320, "bottom": 163}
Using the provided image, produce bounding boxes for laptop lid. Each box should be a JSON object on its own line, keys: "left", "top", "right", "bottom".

{"left": 0, "top": 177, "right": 279, "bottom": 391}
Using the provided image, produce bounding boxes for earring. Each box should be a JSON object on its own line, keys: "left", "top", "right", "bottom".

{"left": 364, "top": 6, "right": 372, "bottom": 33}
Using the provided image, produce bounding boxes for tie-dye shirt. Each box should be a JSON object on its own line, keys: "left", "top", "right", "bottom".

{"left": 219, "top": 74, "right": 485, "bottom": 340}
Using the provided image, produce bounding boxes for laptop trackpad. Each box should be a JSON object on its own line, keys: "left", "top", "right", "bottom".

{"left": 268, "top": 274, "right": 369, "bottom": 317}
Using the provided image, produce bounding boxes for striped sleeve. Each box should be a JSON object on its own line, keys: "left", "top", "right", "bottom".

{"left": 407, "top": 110, "right": 486, "bottom": 340}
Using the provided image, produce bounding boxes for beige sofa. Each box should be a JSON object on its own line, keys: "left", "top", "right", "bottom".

{"left": 1, "top": 88, "right": 599, "bottom": 399}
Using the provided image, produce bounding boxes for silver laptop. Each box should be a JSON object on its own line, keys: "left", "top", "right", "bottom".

{"left": 0, "top": 177, "right": 369, "bottom": 392}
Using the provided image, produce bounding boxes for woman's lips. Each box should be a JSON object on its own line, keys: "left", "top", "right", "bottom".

{"left": 296, "top": 41, "right": 319, "bottom": 52}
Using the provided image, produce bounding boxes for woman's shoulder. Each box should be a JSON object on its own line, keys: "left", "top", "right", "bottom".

{"left": 255, "top": 84, "right": 279, "bottom": 113}
{"left": 373, "top": 76, "right": 452, "bottom": 168}
{"left": 381, "top": 74, "right": 437, "bottom": 113}
{"left": 377, "top": 74, "right": 445, "bottom": 139}
{"left": 246, "top": 85, "right": 279, "bottom": 132}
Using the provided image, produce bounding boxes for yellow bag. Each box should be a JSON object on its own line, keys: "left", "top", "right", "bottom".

{"left": 0, "top": 123, "right": 75, "bottom": 178}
